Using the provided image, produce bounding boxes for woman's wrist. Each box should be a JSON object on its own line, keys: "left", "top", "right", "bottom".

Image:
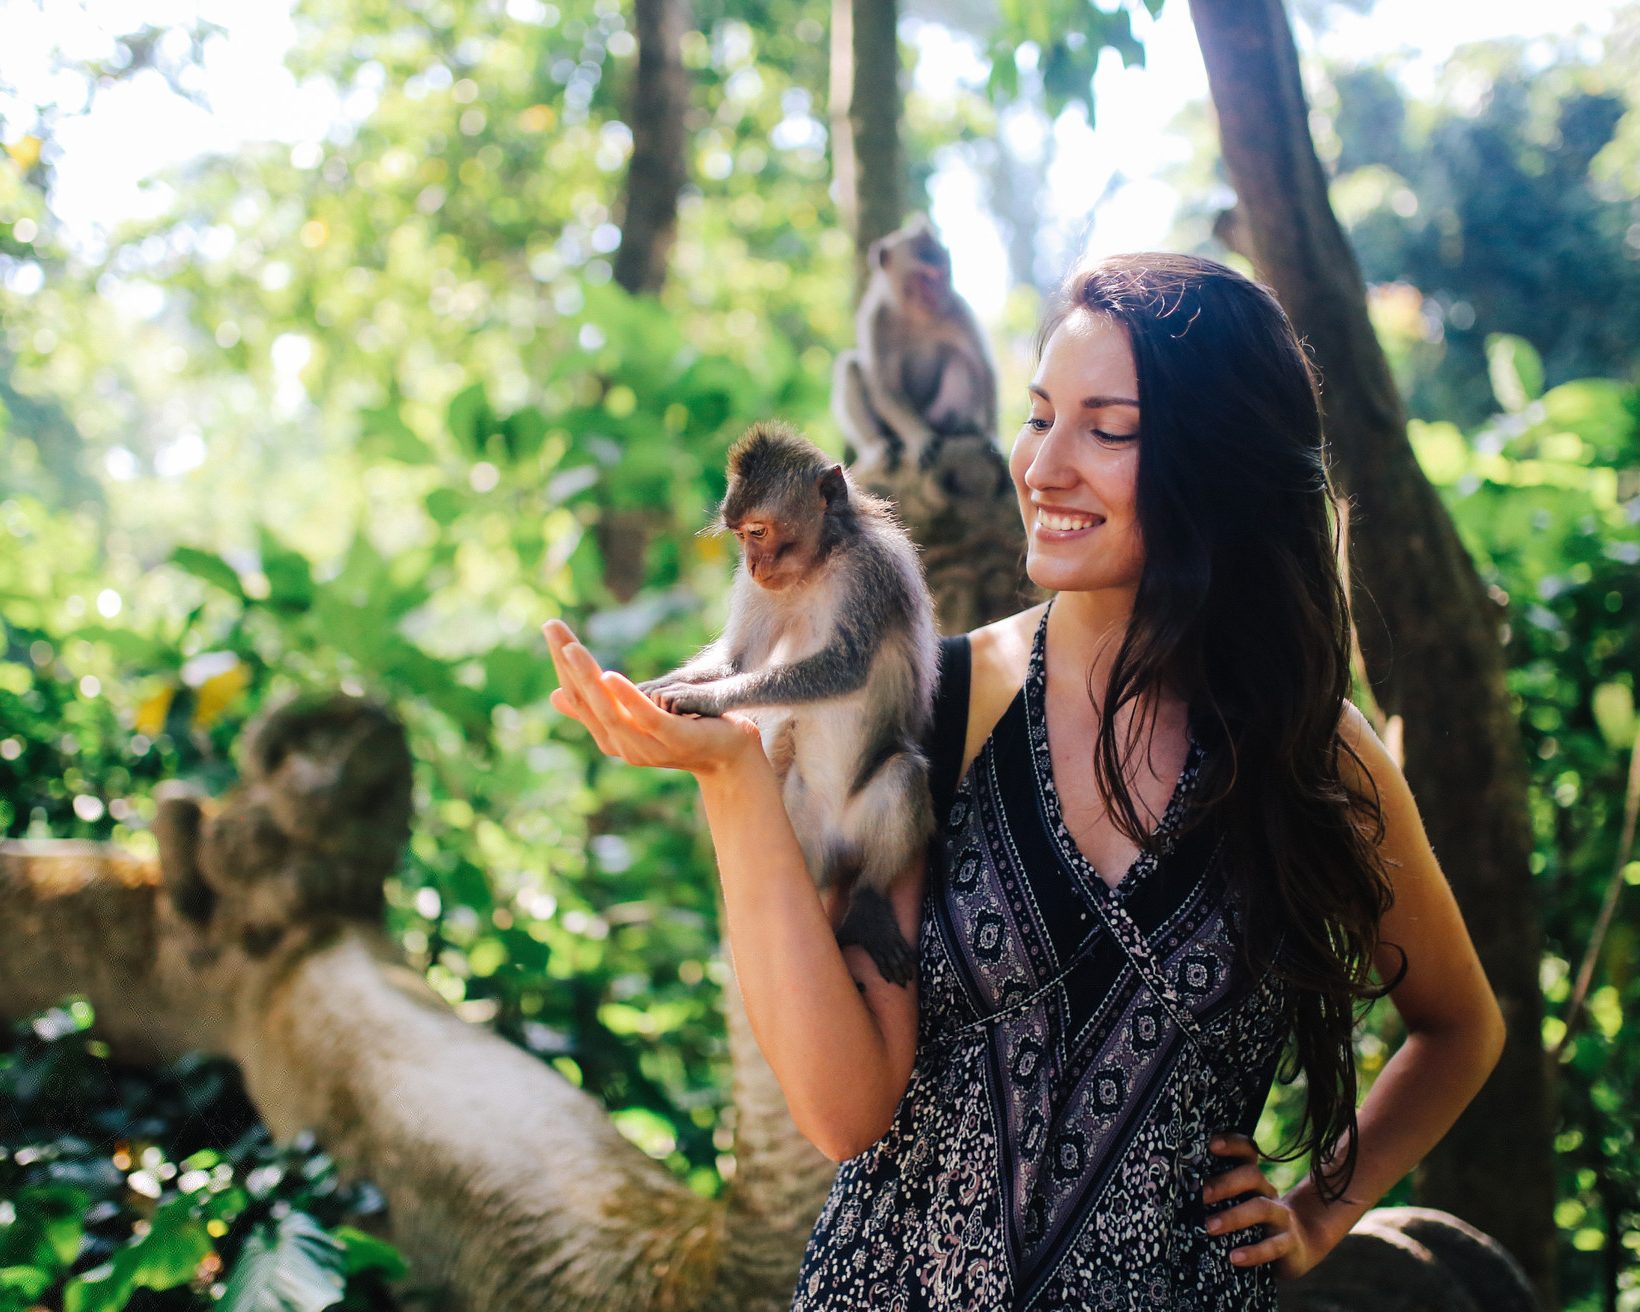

{"left": 1280, "top": 1178, "right": 1361, "bottom": 1260}
{"left": 692, "top": 732, "right": 772, "bottom": 792}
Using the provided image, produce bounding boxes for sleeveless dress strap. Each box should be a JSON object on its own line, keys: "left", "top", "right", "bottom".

{"left": 925, "top": 633, "right": 972, "bottom": 830}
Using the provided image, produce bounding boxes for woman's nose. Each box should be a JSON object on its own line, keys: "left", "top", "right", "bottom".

{"left": 1025, "top": 424, "right": 1077, "bottom": 489}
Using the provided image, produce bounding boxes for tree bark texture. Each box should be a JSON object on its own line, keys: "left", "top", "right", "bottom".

{"left": 613, "top": 0, "right": 691, "bottom": 297}
{"left": 1185, "top": 0, "right": 1556, "bottom": 1298}
{"left": 839, "top": 0, "right": 904, "bottom": 295}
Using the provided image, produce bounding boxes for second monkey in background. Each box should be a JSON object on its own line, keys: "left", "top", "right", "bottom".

{"left": 638, "top": 422, "right": 937, "bottom": 985}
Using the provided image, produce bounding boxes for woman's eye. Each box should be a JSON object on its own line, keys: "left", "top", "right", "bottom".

{"left": 1093, "top": 429, "right": 1137, "bottom": 445}
{"left": 1023, "top": 416, "right": 1051, "bottom": 432}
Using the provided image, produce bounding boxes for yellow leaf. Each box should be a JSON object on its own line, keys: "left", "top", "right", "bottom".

{"left": 5, "top": 135, "right": 42, "bottom": 171}
{"left": 135, "top": 686, "right": 174, "bottom": 738}
{"left": 194, "top": 662, "right": 249, "bottom": 728}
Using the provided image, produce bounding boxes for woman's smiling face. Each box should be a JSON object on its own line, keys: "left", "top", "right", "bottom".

{"left": 1009, "top": 310, "right": 1144, "bottom": 598}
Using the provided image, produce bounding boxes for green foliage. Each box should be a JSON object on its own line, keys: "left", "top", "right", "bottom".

{"left": 983, "top": 0, "right": 1150, "bottom": 122}
{"left": 1409, "top": 350, "right": 1640, "bottom": 1306}
{"left": 215, "top": 1213, "right": 344, "bottom": 1312}
{"left": 1320, "top": 32, "right": 1640, "bottom": 428}
{"left": 5, "top": 1, "right": 1639, "bottom": 1306}
{"left": 0, "top": 998, "right": 402, "bottom": 1312}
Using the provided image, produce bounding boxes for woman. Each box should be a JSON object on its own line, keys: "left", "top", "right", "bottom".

{"left": 544, "top": 252, "right": 1505, "bottom": 1309}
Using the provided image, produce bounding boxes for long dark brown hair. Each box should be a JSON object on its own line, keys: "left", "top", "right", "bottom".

{"left": 1034, "top": 252, "right": 1403, "bottom": 1203}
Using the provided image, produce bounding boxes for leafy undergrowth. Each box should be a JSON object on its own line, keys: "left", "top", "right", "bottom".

{"left": 0, "top": 998, "right": 407, "bottom": 1312}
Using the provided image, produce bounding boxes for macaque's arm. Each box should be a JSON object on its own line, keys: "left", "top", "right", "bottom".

{"left": 858, "top": 309, "right": 939, "bottom": 457}
{"left": 648, "top": 621, "right": 881, "bottom": 714}
{"left": 832, "top": 353, "right": 886, "bottom": 446}
{"left": 637, "top": 639, "right": 736, "bottom": 691}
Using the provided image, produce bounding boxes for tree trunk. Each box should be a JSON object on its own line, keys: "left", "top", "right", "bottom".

{"left": 604, "top": 0, "right": 692, "bottom": 597}
{"left": 1185, "top": 0, "right": 1556, "bottom": 1298}
{"left": 835, "top": 0, "right": 904, "bottom": 295}
{"left": 613, "top": 0, "right": 691, "bottom": 297}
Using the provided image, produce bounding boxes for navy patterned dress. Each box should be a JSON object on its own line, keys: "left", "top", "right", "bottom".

{"left": 791, "top": 603, "right": 1291, "bottom": 1311}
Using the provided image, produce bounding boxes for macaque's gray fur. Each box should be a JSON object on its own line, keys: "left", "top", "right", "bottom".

{"left": 832, "top": 214, "right": 999, "bottom": 481}
{"left": 831, "top": 215, "right": 1030, "bottom": 637}
{"left": 641, "top": 421, "right": 938, "bottom": 984}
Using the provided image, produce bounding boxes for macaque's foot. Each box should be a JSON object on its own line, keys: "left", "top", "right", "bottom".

{"left": 640, "top": 682, "right": 725, "bottom": 717}
{"left": 836, "top": 887, "right": 917, "bottom": 987}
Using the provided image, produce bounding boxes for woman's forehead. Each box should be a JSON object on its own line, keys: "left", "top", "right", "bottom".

{"left": 1034, "top": 312, "right": 1137, "bottom": 398}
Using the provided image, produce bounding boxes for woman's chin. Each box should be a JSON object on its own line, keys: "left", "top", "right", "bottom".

{"left": 1025, "top": 555, "right": 1136, "bottom": 596}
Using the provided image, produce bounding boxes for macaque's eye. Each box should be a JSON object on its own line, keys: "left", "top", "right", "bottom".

{"left": 747, "top": 526, "right": 767, "bottom": 539}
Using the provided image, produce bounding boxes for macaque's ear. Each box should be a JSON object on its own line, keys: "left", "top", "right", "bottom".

{"left": 819, "top": 463, "right": 849, "bottom": 510}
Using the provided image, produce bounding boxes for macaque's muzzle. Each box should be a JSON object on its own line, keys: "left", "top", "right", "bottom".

{"left": 748, "top": 557, "right": 797, "bottom": 590}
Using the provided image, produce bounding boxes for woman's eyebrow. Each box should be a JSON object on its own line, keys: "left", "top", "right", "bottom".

{"left": 1027, "top": 384, "right": 1139, "bottom": 409}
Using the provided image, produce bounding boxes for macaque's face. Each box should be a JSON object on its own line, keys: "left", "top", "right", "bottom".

{"left": 1009, "top": 310, "right": 1144, "bottom": 599}
{"left": 728, "top": 503, "right": 816, "bottom": 592}
{"left": 881, "top": 231, "right": 951, "bottom": 313}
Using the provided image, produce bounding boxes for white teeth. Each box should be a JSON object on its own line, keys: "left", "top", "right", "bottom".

{"left": 1036, "top": 510, "right": 1101, "bottom": 531}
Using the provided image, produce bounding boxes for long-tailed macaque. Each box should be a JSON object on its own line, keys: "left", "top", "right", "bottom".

{"left": 639, "top": 422, "right": 937, "bottom": 985}
{"left": 832, "top": 215, "right": 998, "bottom": 477}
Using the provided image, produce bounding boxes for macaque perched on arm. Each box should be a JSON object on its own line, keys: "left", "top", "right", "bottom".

{"left": 640, "top": 421, "right": 937, "bottom": 985}
{"left": 833, "top": 214, "right": 998, "bottom": 478}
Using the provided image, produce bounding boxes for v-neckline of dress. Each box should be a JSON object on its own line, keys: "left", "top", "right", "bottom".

{"left": 1024, "top": 599, "right": 1204, "bottom": 903}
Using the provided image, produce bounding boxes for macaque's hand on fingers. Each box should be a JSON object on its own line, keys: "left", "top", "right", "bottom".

{"left": 642, "top": 681, "right": 731, "bottom": 718}
{"left": 543, "top": 620, "right": 762, "bottom": 778}
{"left": 1203, "top": 1133, "right": 1324, "bottom": 1280}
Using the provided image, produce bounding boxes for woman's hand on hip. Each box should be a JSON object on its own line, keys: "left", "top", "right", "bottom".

{"left": 543, "top": 619, "right": 764, "bottom": 778}
{"left": 1203, "top": 1132, "right": 1326, "bottom": 1280}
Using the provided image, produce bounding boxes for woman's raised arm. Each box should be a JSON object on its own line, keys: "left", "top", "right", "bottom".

{"left": 544, "top": 619, "right": 921, "bottom": 1163}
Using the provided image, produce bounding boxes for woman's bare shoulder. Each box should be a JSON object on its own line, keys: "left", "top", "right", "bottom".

{"left": 961, "top": 602, "right": 1048, "bottom": 774}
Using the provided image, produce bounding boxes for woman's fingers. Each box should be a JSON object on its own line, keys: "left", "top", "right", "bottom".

{"left": 548, "top": 686, "right": 587, "bottom": 722}
{"left": 1205, "top": 1193, "right": 1283, "bottom": 1237}
{"left": 1202, "top": 1162, "right": 1275, "bottom": 1203}
{"left": 544, "top": 623, "right": 635, "bottom": 758}
{"left": 603, "top": 669, "right": 685, "bottom": 731}
{"left": 1228, "top": 1226, "right": 1296, "bottom": 1268}
{"left": 543, "top": 619, "right": 762, "bottom": 775}
{"left": 1208, "top": 1132, "right": 1259, "bottom": 1162}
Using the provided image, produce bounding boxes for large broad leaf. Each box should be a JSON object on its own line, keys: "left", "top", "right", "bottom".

{"left": 500, "top": 405, "right": 550, "bottom": 463}
{"left": 0, "top": 1263, "right": 54, "bottom": 1302}
{"left": 218, "top": 1211, "right": 346, "bottom": 1312}
{"left": 171, "top": 546, "right": 246, "bottom": 599}
{"left": 63, "top": 1196, "right": 211, "bottom": 1312}
{"left": 331, "top": 1226, "right": 407, "bottom": 1280}
{"left": 259, "top": 527, "right": 315, "bottom": 613}
{"left": 1486, "top": 333, "right": 1545, "bottom": 412}
{"left": 448, "top": 382, "right": 495, "bottom": 457}
{"left": 0, "top": 1184, "right": 87, "bottom": 1270}
{"left": 1539, "top": 378, "right": 1638, "bottom": 464}
{"left": 359, "top": 405, "right": 434, "bottom": 464}
{"left": 1592, "top": 682, "right": 1636, "bottom": 750}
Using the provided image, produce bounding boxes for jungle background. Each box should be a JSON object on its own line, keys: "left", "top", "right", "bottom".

{"left": 1, "top": 0, "right": 1637, "bottom": 1307}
